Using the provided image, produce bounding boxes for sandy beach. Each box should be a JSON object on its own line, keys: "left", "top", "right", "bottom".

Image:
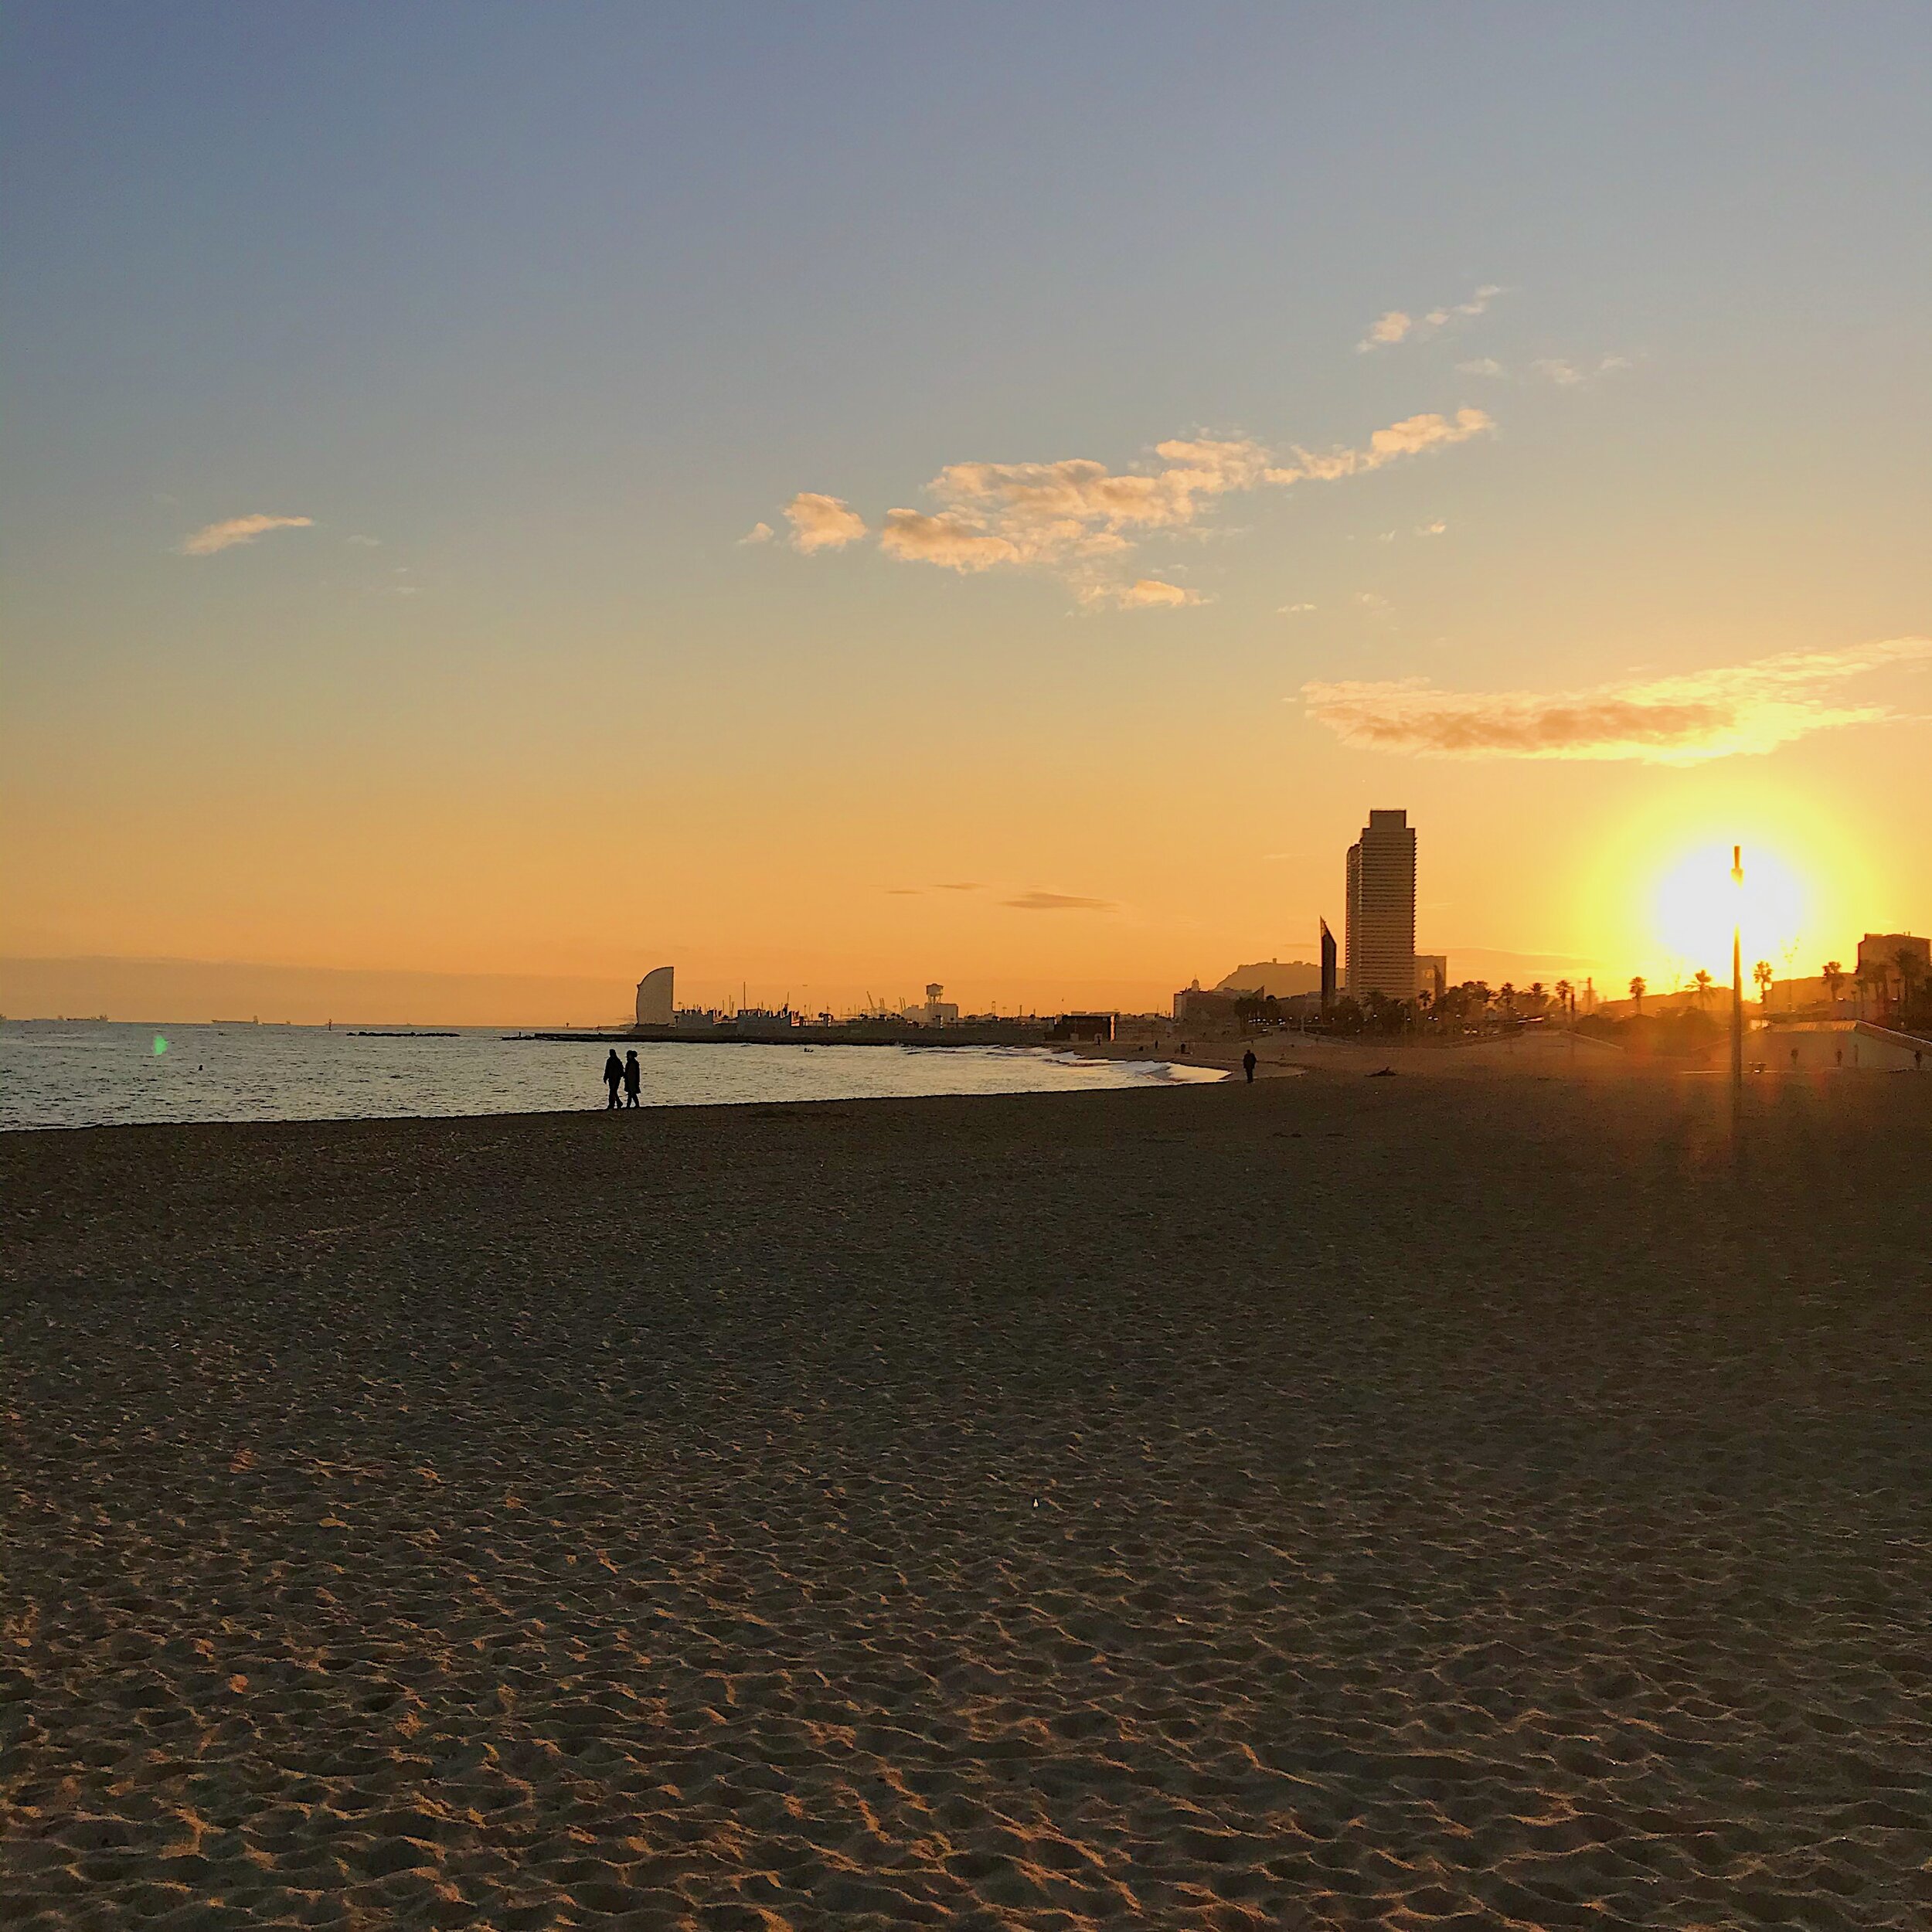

{"left": 3, "top": 1071, "right": 1928, "bottom": 1929}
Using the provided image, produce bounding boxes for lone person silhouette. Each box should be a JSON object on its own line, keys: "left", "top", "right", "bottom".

{"left": 1242, "top": 1047, "right": 1257, "bottom": 1083}
{"left": 603, "top": 1049, "right": 624, "bottom": 1109}
{"left": 624, "top": 1049, "right": 642, "bottom": 1107}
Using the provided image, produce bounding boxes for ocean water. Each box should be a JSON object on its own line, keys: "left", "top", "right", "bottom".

{"left": 0, "top": 1022, "right": 1223, "bottom": 1131}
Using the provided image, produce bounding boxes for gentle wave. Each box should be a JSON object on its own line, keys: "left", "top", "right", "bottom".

{"left": 0, "top": 1022, "right": 1225, "bottom": 1131}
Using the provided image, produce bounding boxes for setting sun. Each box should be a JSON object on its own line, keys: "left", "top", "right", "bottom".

{"left": 1651, "top": 841, "right": 1809, "bottom": 986}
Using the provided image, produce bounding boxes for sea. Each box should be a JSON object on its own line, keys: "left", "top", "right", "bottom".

{"left": 0, "top": 1022, "right": 1224, "bottom": 1132}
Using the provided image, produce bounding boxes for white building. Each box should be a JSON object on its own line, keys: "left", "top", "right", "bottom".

{"left": 634, "top": 966, "right": 675, "bottom": 1028}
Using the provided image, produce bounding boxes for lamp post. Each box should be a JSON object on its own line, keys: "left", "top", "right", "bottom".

{"left": 1730, "top": 844, "right": 1744, "bottom": 1092}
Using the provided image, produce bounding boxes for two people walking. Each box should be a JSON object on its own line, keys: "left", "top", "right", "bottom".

{"left": 603, "top": 1048, "right": 641, "bottom": 1109}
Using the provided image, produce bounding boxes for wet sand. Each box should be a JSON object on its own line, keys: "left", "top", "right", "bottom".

{"left": 3, "top": 1073, "right": 1928, "bottom": 1929}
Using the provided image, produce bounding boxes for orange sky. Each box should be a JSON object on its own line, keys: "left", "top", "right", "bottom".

{"left": 4, "top": 11, "right": 1927, "bottom": 1022}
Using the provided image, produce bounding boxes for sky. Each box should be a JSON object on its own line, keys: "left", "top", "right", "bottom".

{"left": 4, "top": 2, "right": 1929, "bottom": 1022}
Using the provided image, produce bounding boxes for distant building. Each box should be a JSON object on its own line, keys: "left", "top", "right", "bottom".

{"left": 1050, "top": 1012, "right": 1114, "bottom": 1043}
{"left": 1216, "top": 960, "right": 1321, "bottom": 998}
{"left": 635, "top": 966, "right": 675, "bottom": 1027}
{"left": 910, "top": 981, "right": 960, "bottom": 1026}
{"left": 1345, "top": 809, "right": 1417, "bottom": 1002}
{"left": 1417, "top": 954, "right": 1448, "bottom": 1005}
{"left": 1855, "top": 933, "right": 1929, "bottom": 1018}
{"left": 1319, "top": 919, "right": 1337, "bottom": 1014}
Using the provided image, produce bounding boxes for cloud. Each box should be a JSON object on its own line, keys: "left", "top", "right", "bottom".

{"left": 1280, "top": 602, "right": 1317, "bottom": 614}
{"left": 878, "top": 509, "right": 1022, "bottom": 572}
{"left": 1002, "top": 891, "right": 1117, "bottom": 912}
{"left": 934, "top": 882, "right": 984, "bottom": 892}
{"left": 1417, "top": 519, "right": 1447, "bottom": 536}
{"left": 739, "top": 521, "right": 774, "bottom": 545}
{"left": 1359, "top": 310, "right": 1413, "bottom": 349}
{"left": 1531, "top": 354, "right": 1631, "bottom": 387}
{"left": 1357, "top": 284, "right": 1502, "bottom": 352}
{"left": 1458, "top": 354, "right": 1630, "bottom": 386}
{"left": 783, "top": 492, "right": 866, "bottom": 553}
{"left": 1087, "top": 577, "right": 1205, "bottom": 611}
{"left": 793, "top": 409, "right": 1492, "bottom": 606}
{"left": 180, "top": 513, "right": 314, "bottom": 556}
{"left": 345, "top": 533, "right": 383, "bottom": 547}
{"left": 1267, "top": 409, "right": 1493, "bottom": 483}
{"left": 1302, "top": 636, "right": 1932, "bottom": 764}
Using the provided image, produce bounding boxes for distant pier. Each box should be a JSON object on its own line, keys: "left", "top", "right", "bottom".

{"left": 507, "top": 1022, "right": 1053, "bottom": 1048}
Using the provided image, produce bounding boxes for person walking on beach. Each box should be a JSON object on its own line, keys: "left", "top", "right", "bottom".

{"left": 1242, "top": 1047, "right": 1257, "bottom": 1083}
{"left": 603, "top": 1049, "right": 624, "bottom": 1110}
{"left": 624, "top": 1049, "right": 642, "bottom": 1108}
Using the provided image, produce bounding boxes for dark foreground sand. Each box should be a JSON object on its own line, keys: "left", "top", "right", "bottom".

{"left": 3, "top": 1073, "right": 1928, "bottom": 1930}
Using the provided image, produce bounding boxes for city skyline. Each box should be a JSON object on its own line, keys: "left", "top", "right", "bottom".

{"left": 4, "top": 8, "right": 1928, "bottom": 1021}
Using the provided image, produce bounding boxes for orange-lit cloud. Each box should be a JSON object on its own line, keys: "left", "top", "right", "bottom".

{"left": 783, "top": 492, "right": 866, "bottom": 553}
{"left": 796, "top": 410, "right": 1491, "bottom": 604}
{"left": 1086, "top": 577, "right": 1205, "bottom": 611}
{"left": 1003, "top": 890, "right": 1117, "bottom": 911}
{"left": 1270, "top": 409, "right": 1493, "bottom": 482}
{"left": 1303, "top": 636, "right": 1932, "bottom": 764}
{"left": 1356, "top": 284, "right": 1502, "bottom": 352}
{"left": 739, "top": 520, "right": 774, "bottom": 545}
{"left": 878, "top": 509, "right": 1022, "bottom": 571}
{"left": 180, "top": 513, "right": 315, "bottom": 556}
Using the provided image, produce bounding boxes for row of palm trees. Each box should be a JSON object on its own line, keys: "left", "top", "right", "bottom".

{"left": 1623, "top": 948, "right": 1926, "bottom": 1021}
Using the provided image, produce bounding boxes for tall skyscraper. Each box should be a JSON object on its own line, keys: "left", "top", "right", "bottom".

{"left": 1345, "top": 809, "right": 1417, "bottom": 1001}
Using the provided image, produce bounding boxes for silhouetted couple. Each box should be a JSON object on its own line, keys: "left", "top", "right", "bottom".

{"left": 604, "top": 1049, "right": 641, "bottom": 1110}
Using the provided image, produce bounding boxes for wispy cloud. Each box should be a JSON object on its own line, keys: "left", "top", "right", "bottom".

{"left": 790, "top": 410, "right": 1492, "bottom": 607}
{"left": 1003, "top": 890, "right": 1117, "bottom": 912}
{"left": 934, "top": 882, "right": 983, "bottom": 892}
{"left": 1532, "top": 354, "right": 1631, "bottom": 387}
{"left": 345, "top": 533, "right": 383, "bottom": 547}
{"left": 1280, "top": 602, "right": 1317, "bottom": 614}
{"left": 180, "top": 513, "right": 314, "bottom": 556}
{"left": 1357, "top": 285, "right": 1502, "bottom": 353}
{"left": 1274, "top": 409, "right": 1493, "bottom": 482}
{"left": 1303, "top": 637, "right": 1932, "bottom": 764}
{"left": 783, "top": 492, "right": 866, "bottom": 553}
{"left": 1458, "top": 353, "right": 1630, "bottom": 386}
{"left": 1417, "top": 519, "right": 1448, "bottom": 536}
{"left": 739, "top": 520, "right": 774, "bottom": 546}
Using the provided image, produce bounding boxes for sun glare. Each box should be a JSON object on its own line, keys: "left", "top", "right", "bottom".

{"left": 1651, "top": 841, "right": 1810, "bottom": 984}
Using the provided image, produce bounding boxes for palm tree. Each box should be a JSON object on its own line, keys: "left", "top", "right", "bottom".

{"left": 1895, "top": 947, "right": 1922, "bottom": 1019}
{"left": 1821, "top": 961, "right": 1844, "bottom": 1014}
{"left": 1753, "top": 959, "right": 1774, "bottom": 1010}
{"left": 1692, "top": 968, "right": 1713, "bottom": 1011}
{"left": 1628, "top": 975, "right": 1646, "bottom": 1015}
{"left": 1554, "top": 978, "right": 1573, "bottom": 1021}
{"left": 1498, "top": 981, "right": 1516, "bottom": 1013}
{"left": 1855, "top": 961, "right": 1886, "bottom": 1019}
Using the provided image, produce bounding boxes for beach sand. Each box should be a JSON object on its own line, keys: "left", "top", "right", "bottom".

{"left": 3, "top": 1072, "right": 1928, "bottom": 1928}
